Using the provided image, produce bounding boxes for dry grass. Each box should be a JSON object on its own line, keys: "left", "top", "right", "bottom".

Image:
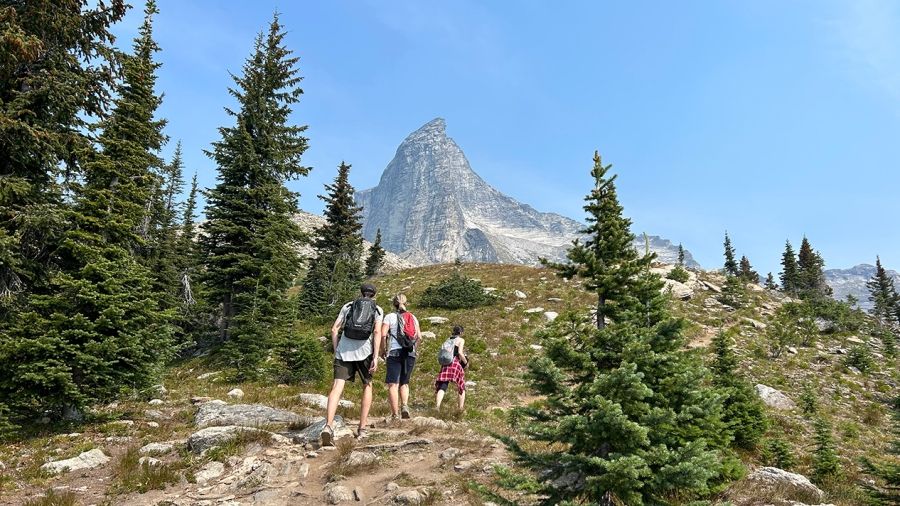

{"left": 108, "top": 446, "right": 182, "bottom": 495}
{"left": 22, "top": 489, "right": 79, "bottom": 506}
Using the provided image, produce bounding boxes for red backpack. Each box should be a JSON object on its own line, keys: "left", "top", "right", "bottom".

{"left": 394, "top": 310, "right": 418, "bottom": 351}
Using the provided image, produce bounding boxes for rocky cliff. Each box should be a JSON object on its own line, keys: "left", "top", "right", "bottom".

{"left": 356, "top": 118, "right": 700, "bottom": 268}
{"left": 825, "top": 263, "right": 900, "bottom": 311}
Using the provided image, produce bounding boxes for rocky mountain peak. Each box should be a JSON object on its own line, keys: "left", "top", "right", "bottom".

{"left": 356, "top": 118, "right": 699, "bottom": 267}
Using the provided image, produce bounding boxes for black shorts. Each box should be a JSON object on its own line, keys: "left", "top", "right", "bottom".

{"left": 385, "top": 349, "right": 416, "bottom": 385}
{"left": 333, "top": 355, "right": 373, "bottom": 384}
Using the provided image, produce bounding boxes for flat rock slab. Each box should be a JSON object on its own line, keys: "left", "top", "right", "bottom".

{"left": 425, "top": 316, "right": 449, "bottom": 325}
{"left": 288, "top": 416, "right": 353, "bottom": 444}
{"left": 411, "top": 416, "right": 450, "bottom": 431}
{"left": 41, "top": 449, "right": 109, "bottom": 474}
{"left": 746, "top": 467, "right": 824, "bottom": 503}
{"left": 298, "top": 393, "right": 353, "bottom": 410}
{"left": 755, "top": 384, "right": 796, "bottom": 411}
{"left": 188, "top": 425, "right": 268, "bottom": 454}
{"left": 139, "top": 442, "right": 175, "bottom": 455}
{"left": 195, "top": 400, "right": 310, "bottom": 428}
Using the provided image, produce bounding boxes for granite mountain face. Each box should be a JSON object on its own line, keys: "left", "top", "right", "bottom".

{"left": 356, "top": 118, "right": 700, "bottom": 267}
{"left": 825, "top": 263, "right": 900, "bottom": 311}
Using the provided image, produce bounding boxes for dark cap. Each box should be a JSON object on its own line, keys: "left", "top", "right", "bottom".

{"left": 360, "top": 283, "right": 377, "bottom": 296}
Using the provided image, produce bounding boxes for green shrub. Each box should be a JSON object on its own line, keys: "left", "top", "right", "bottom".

{"left": 812, "top": 418, "right": 840, "bottom": 483}
{"left": 844, "top": 345, "right": 874, "bottom": 373}
{"left": 666, "top": 265, "right": 690, "bottom": 283}
{"left": 277, "top": 334, "right": 329, "bottom": 384}
{"left": 761, "top": 437, "right": 796, "bottom": 470}
{"left": 420, "top": 272, "right": 495, "bottom": 309}
{"left": 800, "top": 382, "right": 818, "bottom": 415}
{"left": 718, "top": 275, "right": 748, "bottom": 308}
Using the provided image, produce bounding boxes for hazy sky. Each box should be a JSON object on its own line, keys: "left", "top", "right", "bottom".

{"left": 112, "top": 0, "right": 900, "bottom": 275}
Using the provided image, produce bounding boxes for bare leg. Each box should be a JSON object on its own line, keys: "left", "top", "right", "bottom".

{"left": 435, "top": 389, "right": 446, "bottom": 410}
{"left": 387, "top": 383, "right": 400, "bottom": 416}
{"left": 458, "top": 390, "right": 466, "bottom": 411}
{"left": 326, "top": 379, "right": 346, "bottom": 428}
{"left": 360, "top": 382, "right": 373, "bottom": 428}
{"left": 400, "top": 384, "right": 410, "bottom": 407}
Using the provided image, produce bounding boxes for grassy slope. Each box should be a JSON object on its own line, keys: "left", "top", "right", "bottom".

{"left": 0, "top": 263, "right": 897, "bottom": 505}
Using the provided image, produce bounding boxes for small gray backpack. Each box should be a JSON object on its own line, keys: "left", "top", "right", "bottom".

{"left": 438, "top": 337, "right": 455, "bottom": 366}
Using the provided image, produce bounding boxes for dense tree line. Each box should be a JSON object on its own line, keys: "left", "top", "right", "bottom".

{"left": 0, "top": 1, "right": 369, "bottom": 430}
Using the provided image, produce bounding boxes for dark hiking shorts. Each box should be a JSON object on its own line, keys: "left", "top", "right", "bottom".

{"left": 333, "top": 355, "right": 373, "bottom": 384}
{"left": 385, "top": 349, "right": 416, "bottom": 385}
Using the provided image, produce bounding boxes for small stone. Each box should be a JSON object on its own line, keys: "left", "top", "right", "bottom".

{"left": 524, "top": 307, "right": 544, "bottom": 314}
{"left": 353, "top": 488, "right": 364, "bottom": 501}
{"left": 543, "top": 311, "right": 558, "bottom": 322}
{"left": 787, "top": 346, "right": 798, "bottom": 355}
{"left": 420, "top": 331, "right": 436, "bottom": 339}
{"left": 196, "top": 371, "right": 222, "bottom": 380}
{"left": 195, "top": 461, "right": 225, "bottom": 485}
{"left": 152, "top": 384, "right": 168, "bottom": 396}
{"left": 306, "top": 451, "right": 319, "bottom": 458}
{"left": 425, "top": 316, "right": 449, "bottom": 325}
{"left": 440, "top": 447, "right": 461, "bottom": 462}
{"left": 386, "top": 482, "right": 400, "bottom": 492}
{"left": 110, "top": 420, "right": 135, "bottom": 427}
{"left": 190, "top": 396, "right": 213, "bottom": 405}
{"left": 138, "top": 457, "right": 161, "bottom": 467}
{"left": 454, "top": 460, "right": 473, "bottom": 472}
{"left": 139, "top": 442, "right": 174, "bottom": 455}
{"left": 144, "top": 409, "right": 168, "bottom": 421}
{"left": 324, "top": 483, "right": 353, "bottom": 504}
{"left": 755, "top": 384, "right": 796, "bottom": 411}
{"left": 514, "top": 290, "right": 527, "bottom": 299}
{"left": 148, "top": 399, "right": 164, "bottom": 406}
{"left": 846, "top": 336, "right": 865, "bottom": 344}
{"left": 393, "top": 490, "right": 425, "bottom": 505}
{"left": 346, "top": 451, "right": 377, "bottom": 467}
{"left": 146, "top": 421, "right": 160, "bottom": 429}
{"left": 530, "top": 344, "right": 543, "bottom": 351}
{"left": 226, "top": 388, "right": 244, "bottom": 400}
{"left": 411, "top": 416, "right": 450, "bottom": 430}
{"left": 547, "top": 297, "right": 562, "bottom": 302}
{"left": 298, "top": 463, "right": 310, "bottom": 479}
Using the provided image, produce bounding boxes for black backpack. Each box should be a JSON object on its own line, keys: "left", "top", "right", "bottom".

{"left": 343, "top": 297, "right": 378, "bottom": 340}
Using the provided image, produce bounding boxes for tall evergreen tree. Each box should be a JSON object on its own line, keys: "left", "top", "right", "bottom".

{"left": 765, "top": 272, "right": 777, "bottom": 290}
{"left": 710, "top": 330, "right": 768, "bottom": 449}
{"left": 723, "top": 232, "right": 739, "bottom": 276}
{"left": 500, "top": 152, "right": 730, "bottom": 505}
{"left": 177, "top": 172, "right": 200, "bottom": 303}
{"left": 867, "top": 256, "right": 899, "bottom": 323}
{"left": 0, "top": 0, "right": 126, "bottom": 314}
{"left": 780, "top": 240, "right": 799, "bottom": 294}
{"left": 298, "top": 162, "right": 364, "bottom": 318}
{"left": 0, "top": 1, "right": 173, "bottom": 422}
{"left": 797, "top": 236, "right": 831, "bottom": 298}
{"left": 200, "top": 16, "right": 309, "bottom": 376}
{"left": 738, "top": 255, "right": 759, "bottom": 283}
{"left": 364, "top": 228, "right": 386, "bottom": 277}
{"left": 147, "top": 142, "right": 185, "bottom": 309}
{"left": 677, "top": 243, "right": 685, "bottom": 266}
{"left": 542, "top": 152, "right": 642, "bottom": 330}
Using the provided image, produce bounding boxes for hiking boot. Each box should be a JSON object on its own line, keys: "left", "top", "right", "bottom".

{"left": 401, "top": 405, "right": 411, "bottom": 419}
{"left": 356, "top": 426, "right": 369, "bottom": 441}
{"left": 320, "top": 424, "right": 335, "bottom": 447}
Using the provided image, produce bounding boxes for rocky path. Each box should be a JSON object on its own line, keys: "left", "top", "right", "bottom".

{"left": 8, "top": 399, "right": 507, "bottom": 506}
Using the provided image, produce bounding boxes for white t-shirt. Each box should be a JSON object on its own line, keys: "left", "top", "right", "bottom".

{"left": 335, "top": 301, "right": 384, "bottom": 361}
{"left": 383, "top": 311, "right": 420, "bottom": 352}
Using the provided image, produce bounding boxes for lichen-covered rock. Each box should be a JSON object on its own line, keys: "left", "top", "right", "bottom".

{"left": 195, "top": 461, "right": 225, "bottom": 485}
{"left": 139, "top": 442, "right": 174, "bottom": 455}
{"left": 195, "top": 401, "right": 308, "bottom": 428}
{"left": 298, "top": 393, "right": 353, "bottom": 410}
{"left": 346, "top": 450, "right": 378, "bottom": 467}
{"left": 187, "top": 426, "right": 268, "bottom": 453}
{"left": 41, "top": 449, "right": 109, "bottom": 474}
{"left": 746, "top": 467, "right": 824, "bottom": 503}
{"left": 324, "top": 483, "right": 353, "bottom": 504}
{"left": 755, "top": 384, "right": 796, "bottom": 411}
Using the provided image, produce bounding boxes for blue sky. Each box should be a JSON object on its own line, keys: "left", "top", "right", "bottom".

{"left": 113, "top": 1, "right": 900, "bottom": 275}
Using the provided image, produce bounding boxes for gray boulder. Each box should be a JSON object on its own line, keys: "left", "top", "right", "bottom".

{"left": 195, "top": 401, "right": 309, "bottom": 428}
{"left": 41, "top": 449, "right": 110, "bottom": 474}
{"left": 755, "top": 384, "right": 796, "bottom": 411}
{"left": 187, "top": 425, "right": 268, "bottom": 454}
{"left": 325, "top": 483, "right": 353, "bottom": 504}
{"left": 298, "top": 393, "right": 353, "bottom": 410}
{"left": 289, "top": 416, "right": 353, "bottom": 444}
{"left": 746, "top": 467, "right": 825, "bottom": 503}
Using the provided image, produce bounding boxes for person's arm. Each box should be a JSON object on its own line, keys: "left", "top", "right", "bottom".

{"left": 457, "top": 337, "right": 467, "bottom": 365}
{"left": 370, "top": 314, "right": 383, "bottom": 372}
{"left": 331, "top": 314, "right": 344, "bottom": 353}
{"left": 414, "top": 317, "right": 421, "bottom": 339}
{"left": 380, "top": 318, "right": 390, "bottom": 358}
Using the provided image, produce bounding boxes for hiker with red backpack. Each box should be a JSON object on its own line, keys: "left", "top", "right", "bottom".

{"left": 381, "top": 293, "right": 421, "bottom": 420}
{"left": 321, "top": 283, "right": 384, "bottom": 445}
